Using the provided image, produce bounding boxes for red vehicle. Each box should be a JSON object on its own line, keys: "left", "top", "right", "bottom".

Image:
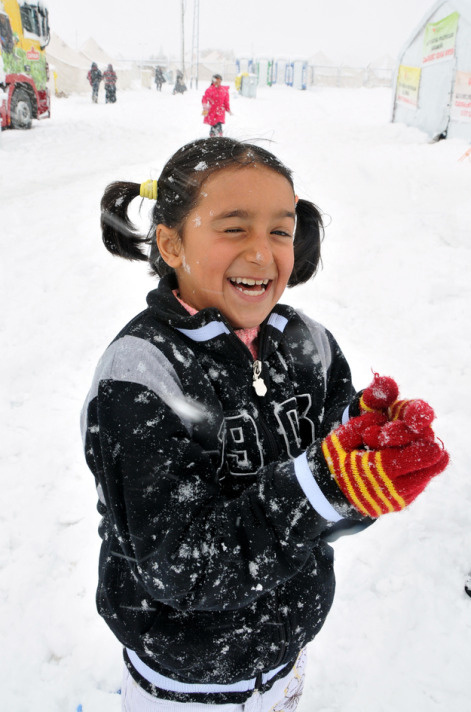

{"left": 0, "top": 0, "right": 50, "bottom": 129}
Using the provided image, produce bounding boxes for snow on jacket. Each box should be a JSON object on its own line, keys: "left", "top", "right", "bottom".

{"left": 87, "top": 66, "right": 102, "bottom": 86}
{"left": 104, "top": 67, "right": 117, "bottom": 86}
{"left": 81, "top": 274, "right": 370, "bottom": 700}
{"left": 155, "top": 68, "right": 166, "bottom": 84}
{"left": 202, "top": 83, "right": 230, "bottom": 125}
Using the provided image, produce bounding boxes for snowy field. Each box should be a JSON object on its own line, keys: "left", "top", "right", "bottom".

{"left": 1, "top": 82, "right": 471, "bottom": 712}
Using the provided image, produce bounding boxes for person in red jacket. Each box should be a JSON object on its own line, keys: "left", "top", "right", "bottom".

{"left": 202, "top": 74, "right": 231, "bottom": 136}
{"left": 103, "top": 64, "right": 117, "bottom": 104}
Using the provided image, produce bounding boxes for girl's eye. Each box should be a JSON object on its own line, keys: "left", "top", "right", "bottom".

{"left": 272, "top": 230, "right": 293, "bottom": 238}
{"left": 222, "top": 227, "right": 293, "bottom": 237}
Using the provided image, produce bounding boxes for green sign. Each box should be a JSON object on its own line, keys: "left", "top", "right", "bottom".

{"left": 423, "top": 11, "right": 459, "bottom": 65}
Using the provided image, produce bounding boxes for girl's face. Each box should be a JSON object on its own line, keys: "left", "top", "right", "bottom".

{"left": 158, "top": 165, "right": 296, "bottom": 329}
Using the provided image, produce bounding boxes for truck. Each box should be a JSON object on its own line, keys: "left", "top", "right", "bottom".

{"left": 0, "top": 0, "right": 50, "bottom": 129}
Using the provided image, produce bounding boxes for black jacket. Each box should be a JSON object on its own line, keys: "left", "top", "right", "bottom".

{"left": 87, "top": 66, "right": 102, "bottom": 86}
{"left": 81, "top": 275, "right": 368, "bottom": 698}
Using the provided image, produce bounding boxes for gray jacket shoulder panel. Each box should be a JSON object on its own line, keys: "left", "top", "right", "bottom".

{"left": 295, "top": 311, "right": 333, "bottom": 376}
{"left": 81, "top": 335, "right": 204, "bottom": 441}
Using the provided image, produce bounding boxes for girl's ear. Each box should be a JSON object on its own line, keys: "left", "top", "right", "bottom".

{"left": 156, "top": 225, "right": 183, "bottom": 268}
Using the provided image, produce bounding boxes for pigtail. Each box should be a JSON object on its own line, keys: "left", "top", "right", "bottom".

{"left": 288, "top": 198, "right": 324, "bottom": 287}
{"left": 100, "top": 181, "right": 149, "bottom": 262}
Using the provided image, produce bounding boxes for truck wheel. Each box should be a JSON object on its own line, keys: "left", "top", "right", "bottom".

{"left": 10, "top": 88, "right": 33, "bottom": 129}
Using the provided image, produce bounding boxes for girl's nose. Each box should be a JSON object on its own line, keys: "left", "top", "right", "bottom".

{"left": 245, "top": 233, "right": 273, "bottom": 266}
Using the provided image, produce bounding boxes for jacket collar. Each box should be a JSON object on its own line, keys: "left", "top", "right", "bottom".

{"left": 146, "top": 274, "right": 297, "bottom": 359}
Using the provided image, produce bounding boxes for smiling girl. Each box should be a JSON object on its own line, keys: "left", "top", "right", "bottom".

{"left": 82, "top": 138, "right": 448, "bottom": 712}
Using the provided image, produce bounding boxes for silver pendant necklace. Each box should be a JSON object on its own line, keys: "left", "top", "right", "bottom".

{"left": 252, "top": 360, "right": 267, "bottom": 396}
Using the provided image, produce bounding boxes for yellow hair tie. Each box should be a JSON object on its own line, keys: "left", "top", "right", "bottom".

{"left": 140, "top": 179, "right": 158, "bottom": 200}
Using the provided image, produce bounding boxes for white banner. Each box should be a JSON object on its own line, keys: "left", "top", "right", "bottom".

{"left": 450, "top": 71, "right": 471, "bottom": 123}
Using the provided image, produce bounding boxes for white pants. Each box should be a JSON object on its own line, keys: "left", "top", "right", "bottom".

{"left": 121, "top": 649, "right": 306, "bottom": 712}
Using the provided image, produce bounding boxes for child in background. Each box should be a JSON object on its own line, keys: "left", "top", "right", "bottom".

{"left": 202, "top": 74, "right": 231, "bottom": 136}
{"left": 87, "top": 62, "right": 102, "bottom": 103}
{"left": 104, "top": 64, "right": 117, "bottom": 104}
{"left": 81, "top": 138, "right": 448, "bottom": 712}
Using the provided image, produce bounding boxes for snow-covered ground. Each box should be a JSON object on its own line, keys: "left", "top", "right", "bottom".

{"left": 1, "top": 83, "right": 470, "bottom": 712}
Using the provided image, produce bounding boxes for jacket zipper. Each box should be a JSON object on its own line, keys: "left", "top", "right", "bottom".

{"left": 255, "top": 329, "right": 288, "bottom": 666}
{"left": 221, "top": 319, "right": 280, "bottom": 459}
{"left": 218, "top": 315, "right": 288, "bottom": 668}
{"left": 218, "top": 317, "right": 269, "bottom": 398}
{"left": 272, "top": 589, "right": 288, "bottom": 668}
{"left": 257, "top": 407, "right": 280, "bottom": 461}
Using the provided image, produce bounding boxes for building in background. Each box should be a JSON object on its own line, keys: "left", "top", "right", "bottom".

{"left": 392, "top": 0, "right": 471, "bottom": 141}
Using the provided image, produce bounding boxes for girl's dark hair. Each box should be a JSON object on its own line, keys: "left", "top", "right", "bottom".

{"left": 100, "top": 137, "right": 323, "bottom": 287}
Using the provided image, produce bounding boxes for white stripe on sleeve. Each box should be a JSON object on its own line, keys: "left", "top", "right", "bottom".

{"left": 294, "top": 452, "right": 344, "bottom": 522}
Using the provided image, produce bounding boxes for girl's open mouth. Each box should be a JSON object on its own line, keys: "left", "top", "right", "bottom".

{"left": 228, "top": 278, "right": 271, "bottom": 296}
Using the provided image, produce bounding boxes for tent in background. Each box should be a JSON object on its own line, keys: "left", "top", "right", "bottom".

{"left": 46, "top": 33, "right": 139, "bottom": 96}
{"left": 80, "top": 37, "right": 116, "bottom": 68}
{"left": 392, "top": 0, "right": 471, "bottom": 141}
{"left": 46, "top": 32, "right": 91, "bottom": 95}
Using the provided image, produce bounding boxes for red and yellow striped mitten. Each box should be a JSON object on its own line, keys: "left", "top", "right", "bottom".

{"left": 359, "top": 373, "right": 399, "bottom": 414}
{"left": 357, "top": 373, "right": 439, "bottom": 449}
{"left": 321, "top": 413, "right": 449, "bottom": 518}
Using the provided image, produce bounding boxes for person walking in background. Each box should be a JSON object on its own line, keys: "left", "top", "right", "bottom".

{"left": 202, "top": 73, "right": 231, "bottom": 136}
{"left": 154, "top": 66, "right": 166, "bottom": 91}
{"left": 87, "top": 62, "right": 102, "bottom": 103}
{"left": 172, "top": 70, "right": 187, "bottom": 95}
{"left": 104, "top": 64, "right": 117, "bottom": 103}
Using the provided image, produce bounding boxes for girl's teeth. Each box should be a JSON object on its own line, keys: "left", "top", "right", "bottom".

{"left": 239, "top": 287, "right": 265, "bottom": 296}
{"left": 231, "top": 278, "right": 269, "bottom": 285}
{"left": 229, "top": 278, "right": 269, "bottom": 296}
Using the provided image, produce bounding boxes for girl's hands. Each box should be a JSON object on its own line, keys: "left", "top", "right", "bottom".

{"left": 322, "top": 374, "right": 449, "bottom": 518}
